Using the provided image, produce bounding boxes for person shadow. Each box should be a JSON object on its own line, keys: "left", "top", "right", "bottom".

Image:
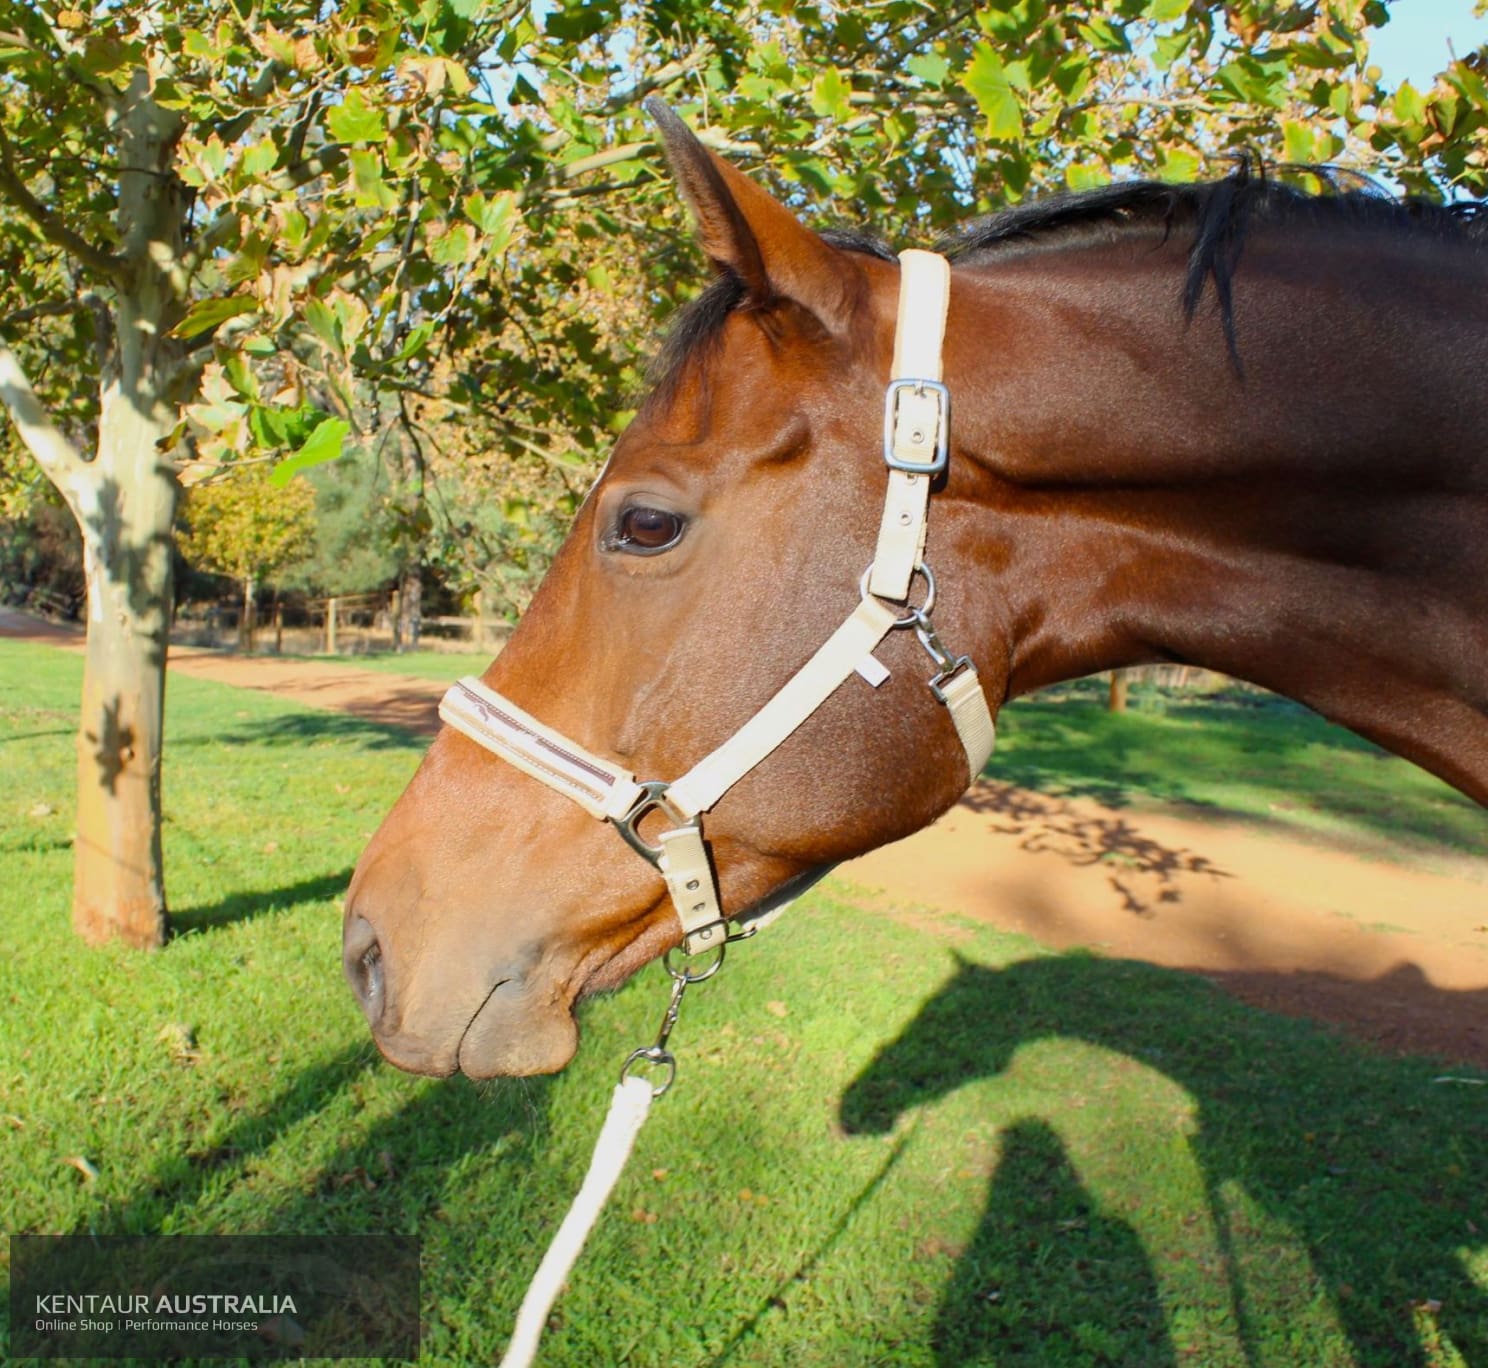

{"left": 930, "top": 1117, "right": 1176, "bottom": 1366}
{"left": 841, "top": 952, "right": 1487, "bottom": 1367}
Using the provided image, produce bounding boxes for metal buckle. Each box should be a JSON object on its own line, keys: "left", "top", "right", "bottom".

{"left": 882, "top": 378, "right": 950, "bottom": 475}
{"left": 613, "top": 780, "right": 692, "bottom": 868}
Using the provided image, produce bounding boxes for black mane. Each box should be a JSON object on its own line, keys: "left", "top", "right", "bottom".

{"left": 646, "top": 163, "right": 1485, "bottom": 402}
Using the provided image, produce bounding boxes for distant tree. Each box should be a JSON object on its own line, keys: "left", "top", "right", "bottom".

{"left": 177, "top": 468, "right": 314, "bottom": 649}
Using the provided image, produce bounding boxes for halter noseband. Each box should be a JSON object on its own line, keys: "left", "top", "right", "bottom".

{"left": 438, "top": 250, "right": 995, "bottom": 955}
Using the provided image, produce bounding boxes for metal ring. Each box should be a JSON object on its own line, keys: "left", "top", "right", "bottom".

{"left": 859, "top": 560, "right": 937, "bottom": 626}
{"left": 664, "top": 940, "right": 726, "bottom": 983}
{"left": 613, "top": 781, "right": 691, "bottom": 868}
{"left": 621, "top": 1046, "right": 677, "bottom": 1097}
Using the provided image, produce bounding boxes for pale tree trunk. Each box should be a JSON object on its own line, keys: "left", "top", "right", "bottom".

{"left": 0, "top": 73, "right": 186, "bottom": 948}
{"left": 71, "top": 81, "right": 186, "bottom": 947}
{"left": 240, "top": 572, "right": 256, "bottom": 653}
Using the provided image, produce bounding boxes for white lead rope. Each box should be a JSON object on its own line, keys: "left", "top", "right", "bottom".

{"left": 498, "top": 1077, "right": 655, "bottom": 1368}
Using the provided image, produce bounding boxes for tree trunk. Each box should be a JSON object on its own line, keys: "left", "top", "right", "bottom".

{"left": 68, "top": 75, "right": 186, "bottom": 947}
{"left": 240, "top": 572, "right": 255, "bottom": 653}
{"left": 396, "top": 565, "right": 421, "bottom": 652}
{"left": 73, "top": 479, "right": 176, "bottom": 947}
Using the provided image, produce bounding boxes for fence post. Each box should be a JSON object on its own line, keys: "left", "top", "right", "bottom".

{"left": 326, "top": 596, "right": 338, "bottom": 655}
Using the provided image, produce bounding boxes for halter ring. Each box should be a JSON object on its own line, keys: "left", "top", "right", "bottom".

{"left": 860, "top": 560, "right": 937, "bottom": 625}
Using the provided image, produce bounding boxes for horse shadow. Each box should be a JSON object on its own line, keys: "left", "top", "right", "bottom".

{"left": 841, "top": 952, "right": 1487, "bottom": 1367}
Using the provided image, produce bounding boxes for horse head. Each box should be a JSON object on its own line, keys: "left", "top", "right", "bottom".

{"left": 343, "top": 106, "right": 1002, "bottom": 1077}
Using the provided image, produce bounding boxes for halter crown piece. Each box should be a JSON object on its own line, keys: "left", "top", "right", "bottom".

{"left": 438, "top": 249, "right": 994, "bottom": 956}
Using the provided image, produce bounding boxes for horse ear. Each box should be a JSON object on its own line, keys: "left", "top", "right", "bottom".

{"left": 645, "top": 98, "right": 862, "bottom": 333}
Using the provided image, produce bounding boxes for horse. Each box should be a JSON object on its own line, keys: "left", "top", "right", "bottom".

{"left": 344, "top": 101, "right": 1488, "bottom": 1080}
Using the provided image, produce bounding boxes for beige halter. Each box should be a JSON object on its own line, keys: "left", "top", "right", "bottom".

{"left": 439, "top": 249, "right": 995, "bottom": 954}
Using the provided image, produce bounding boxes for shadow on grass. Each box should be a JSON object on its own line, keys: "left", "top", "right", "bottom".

{"left": 82, "top": 1037, "right": 560, "bottom": 1363}
{"left": 171, "top": 868, "right": 356, "bottom": 935}
{"left": 842, "top": 952, "right": 1488, "bottom": 1368}
{"left": 176, "top": 710, "right": 426, "bottom": 754}
{"left": 0, "top": 728, "right": 76, "bottom": 745}
{"left": 993, "top": 685, "right": 1485, "bottom": 858}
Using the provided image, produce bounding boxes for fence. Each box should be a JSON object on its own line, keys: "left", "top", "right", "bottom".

{"left": 169, "top": 591, "right": 510, "bottom": 656}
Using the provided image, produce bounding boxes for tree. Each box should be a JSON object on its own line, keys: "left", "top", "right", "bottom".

{"left": 177, "top": 467, "right": 315, "bottom": 649}
{"left": 0, "top": 0, "right": 1480, "bottom": 947}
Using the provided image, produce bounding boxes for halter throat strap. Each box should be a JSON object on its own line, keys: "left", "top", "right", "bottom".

{"left": 439, "top": 248, "right": 994, "bottom": 954}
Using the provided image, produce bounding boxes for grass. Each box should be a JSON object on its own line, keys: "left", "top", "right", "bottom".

{"left": 2, "top": 639, "right": 1485, "bottom": 1366}
{"left": 993, "top": 678, "right": 1485, "bottom": 863}
{"left": 287, "top": 649, "right": 486, "bottom": 683}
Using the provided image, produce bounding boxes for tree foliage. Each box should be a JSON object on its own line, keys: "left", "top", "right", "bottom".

{"left": 177, "top": 466, "right": 315, "bottom": 589}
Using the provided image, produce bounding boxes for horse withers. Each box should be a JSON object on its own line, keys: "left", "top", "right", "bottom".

{"left": 344, "top": 104, "right": 1488, "bottom": 1079}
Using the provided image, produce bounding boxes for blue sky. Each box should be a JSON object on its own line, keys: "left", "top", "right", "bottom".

{"left": 1369, "top": 0, "right": 1488, "bottom": 86}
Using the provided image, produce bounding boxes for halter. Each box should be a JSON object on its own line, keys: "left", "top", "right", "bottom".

{"left": 438, "top": 249, "right": 995, "bottom": 957}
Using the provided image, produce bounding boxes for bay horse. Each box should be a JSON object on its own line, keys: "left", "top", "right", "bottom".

{"left": 345, "top": 102, "right": 1488, "bottom": 1079}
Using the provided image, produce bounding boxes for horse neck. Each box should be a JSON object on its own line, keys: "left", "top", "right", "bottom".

{"left": 944, "top": 234, "right": 1488, "bottom": 804}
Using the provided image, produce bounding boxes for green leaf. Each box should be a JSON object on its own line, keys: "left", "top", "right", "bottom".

{"left": 327, "top": 88, "right": 386, "bottom": 145}
{"left": 1065, "top": 162, "right": 1110, "bottom": 191}
{"left": 1391, "top": 80, "right": 1425, "bottom": 126}
{"left": 963, "top": 42, "right": 1023, "bottom": 141}
{"left": 170, "top": 294, "right": 257, "bottom": 339}
{"left": 1145, "top": 0, "right": 1190, "bottom": 19}
{"left": 905, "top": 52, "right": 950, "bottom": 88}
{"left": 239, "top": 137, "right": 278, "bottom": 179}
{"left": 429, "top": 223, "right": 474, "bottom": 267}
{"left": 392, "top": 320, "right": 435, "bottom": 362}
{"left": 810, "top": 68, "right": 851, "bottom": 121}
{"left": 1157, "top": 145, "right": 1201, "bottom": 181}
{"left": 348, "top": 149, "right": 396, "bottom": 208}
{"left": 269, "top": 418, "right": 350, "bottom": 487}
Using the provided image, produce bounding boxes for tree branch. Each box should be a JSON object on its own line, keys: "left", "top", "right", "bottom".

{"left": 0, "top": 126, "right": 124, "bottom": 279}
{"left": 215, "top": 60, "right": 292, "bottom": 145}
{"left": 0, "top": 341, "right": 88, "bottom": 485}
{"left": 0, "top": 296, "right": 94, "bottom": 333}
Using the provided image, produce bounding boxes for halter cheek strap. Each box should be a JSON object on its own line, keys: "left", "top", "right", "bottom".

{"left": 439, "top": 249, "right": 994, "bottom": 955}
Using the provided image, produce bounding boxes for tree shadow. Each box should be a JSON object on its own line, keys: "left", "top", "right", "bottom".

{"left": 991, "top": 687, "right": 1486, "bottom": 858}
{"left": 842, "top": 953, "right": 1488, "bottom": 1367}
{"left": 958, "top": 780, "right": 1233, "bottom": 917}
{"left": 186, "top": 710, "right": 425, "bottom": 754}
{"left": 171, "top": 868, "right": 356, "bottom": 935}
{"left": 76, "top": 1034, "right": 562, "bottom": 1364}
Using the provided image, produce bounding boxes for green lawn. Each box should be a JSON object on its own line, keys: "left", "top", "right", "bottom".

{"left": 290, "top": 648, "right": 488, "bottom": 683}
{"left": 2, "top": 640, "right": 1485, "bottom": 1366}
{"left": 993, "top": 678, "right": 1485, "bottom": 863}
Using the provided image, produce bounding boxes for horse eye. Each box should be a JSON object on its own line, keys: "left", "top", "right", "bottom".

{"left": 612, "top": 506, "right": 685, "bottom": 554}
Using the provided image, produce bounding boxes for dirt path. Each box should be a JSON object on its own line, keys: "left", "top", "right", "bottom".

{"left": 6, "top": 608, "right": 1485, "bottom": 1066}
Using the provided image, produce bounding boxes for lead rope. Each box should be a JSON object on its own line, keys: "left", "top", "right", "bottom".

{"left": 498, "top": 949, "right": 715, "bottom": 1368}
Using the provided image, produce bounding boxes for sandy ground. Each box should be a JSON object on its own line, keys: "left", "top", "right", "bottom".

{"left": 5, "top": 607, "right": 1485, "bottom": 1067}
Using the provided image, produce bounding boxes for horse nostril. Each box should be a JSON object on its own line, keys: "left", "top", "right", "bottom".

{"left": 343, "top": 914, "right": 386, "bottom": 1025}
